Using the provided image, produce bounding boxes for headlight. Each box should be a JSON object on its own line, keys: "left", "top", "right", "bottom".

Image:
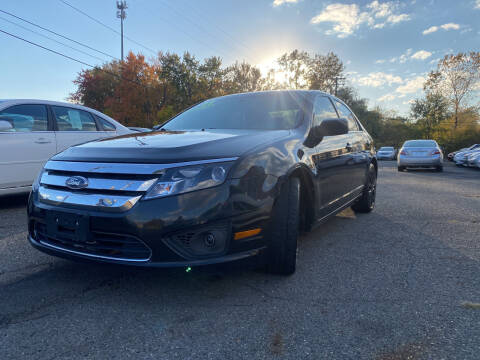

{"left": 32, "top": 169, "right": 45, "bottom": 191}
{"left": 142, "top": 161, "right": 234, "bottom": 200}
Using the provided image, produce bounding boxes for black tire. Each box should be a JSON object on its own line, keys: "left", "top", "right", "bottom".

{"left": 436, "top": 166, "right": 443, "bottom": 172}
{"left": 267, "top": 177, "right": 300, "bottom": 275}
{"left": 397, "top": 166, "right": 405, "bottom": 172}
{"left": 352, "top": 163, "right": 377, "bottom": 213}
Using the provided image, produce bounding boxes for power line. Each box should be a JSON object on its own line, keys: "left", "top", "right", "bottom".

{"left": 59, "top": 0, "right": 157, "bottom": 55}
{"left": 0, "top": 15, "right": 106, "bottom": 62}
{"left": 157, "top": 0, "right": 238, "bottom": 62}
{"left": 0, "top": 28, "right": 153, "bottom": 91}
{"left": 0, "top": 9, "right": 118, "bottom": 60}
{"left": 177, "top": 0, "right": 255, "bottom": 57}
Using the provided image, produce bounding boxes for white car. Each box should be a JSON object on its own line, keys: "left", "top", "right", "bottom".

{"left": 376, "top": 146, "right": 396, "bottom": 160}
{"left": 0, "top": 99, "right": 132, "bottom": 196}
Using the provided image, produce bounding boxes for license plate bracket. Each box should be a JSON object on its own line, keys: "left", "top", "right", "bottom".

{"left": 46, "top": 211, "right": 90, "bottom": 244}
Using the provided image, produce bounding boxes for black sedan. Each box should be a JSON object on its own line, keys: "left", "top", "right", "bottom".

{"left": 27, "top": 90, "right": 377, "bottom": 275}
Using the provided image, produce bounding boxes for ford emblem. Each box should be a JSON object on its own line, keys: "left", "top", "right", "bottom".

{"left": 65, "top": 176, "right": 89, "bottom": 190}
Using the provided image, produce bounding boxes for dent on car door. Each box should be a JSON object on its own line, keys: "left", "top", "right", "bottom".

{"left": 0, "top": 104, "right": 56, "bottom": 189}
{"left": 51, "top": 106, "right": 103, "bottom": 152}
{"left": 310, "top": 95, "right": 353, "bottom": 215}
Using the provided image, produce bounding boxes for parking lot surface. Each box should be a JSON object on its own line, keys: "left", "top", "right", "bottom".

{"left": 1, "top": 162, "right": 479, "bottom": 359}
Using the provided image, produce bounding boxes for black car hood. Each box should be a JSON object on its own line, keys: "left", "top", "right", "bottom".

{"left": 52, "top": 129, "right": 291, "bottom": 163}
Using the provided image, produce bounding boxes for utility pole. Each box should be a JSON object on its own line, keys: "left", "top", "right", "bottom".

{"left": 116, "top": 1, "right": 127, "bottom": 62}
{"left": 334, "top": 76, "right": 346, "bottom": 96}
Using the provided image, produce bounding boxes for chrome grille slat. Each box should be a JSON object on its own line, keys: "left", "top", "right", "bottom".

{"left": 41, "top": 173, "right": 157, "bottom": 192}
{"left": 38, "top": 186, "right": 142, "bottom": 212}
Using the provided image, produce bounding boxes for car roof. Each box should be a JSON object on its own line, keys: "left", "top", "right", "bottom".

{"left": 0, "top": 99, "right": 127, "bottom": 129}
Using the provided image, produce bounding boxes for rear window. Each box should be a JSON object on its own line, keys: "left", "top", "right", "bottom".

{"left": 379, "top": 147, "right": 394, "bottom": 151}
{"left": 403, "top": 140, "right": 437, "bottom": 148}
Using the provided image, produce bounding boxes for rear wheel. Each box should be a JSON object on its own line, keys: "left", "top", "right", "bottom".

{"left": 436, "top": 166, "right": 443, "bottom": 172}
{"left": 267, "top": 177, "right": 300, "bottom": 275}
{"left": 352, "top": 163, "right": 377, "bottom": 213}
{"left": 397, "top": 166, "right": 405, "bottom": 172}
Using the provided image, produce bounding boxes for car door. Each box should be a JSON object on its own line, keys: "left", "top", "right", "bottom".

{"left": 333, "top": 100, "right": 368, "bottom": 193}
{"left": 0, "top": 104, "right": 56, "bottom": 189}
{"left": 50, "top": 105, "right": 105, "bottom": 153}
{"left": 311, "top": 95, "right": 353, "bottom": 214}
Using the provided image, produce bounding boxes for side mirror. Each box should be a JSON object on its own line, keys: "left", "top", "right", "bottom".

{"left": 0, "top": 119, "right": 13, "bottom": 131}
{"left": 305, "top": 117, "right": 349, "bottom": 147}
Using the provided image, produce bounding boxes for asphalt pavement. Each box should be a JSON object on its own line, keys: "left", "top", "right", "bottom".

{"left": 1, "top": 162, "right": 479, "bottom": 360}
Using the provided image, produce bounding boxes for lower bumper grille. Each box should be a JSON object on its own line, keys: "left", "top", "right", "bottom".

{"left": 32, "top": 222, "right": 151, "bottom": 261}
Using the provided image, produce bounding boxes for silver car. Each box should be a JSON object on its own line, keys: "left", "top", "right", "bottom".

{"left": 466, "top": 150, "right": 480, "bottom": 167}
{"left": 397, "top": 140, "right": 443, "bottom": 172}
{"left": 377, "top": 146, "right": 396, "bottom": 160}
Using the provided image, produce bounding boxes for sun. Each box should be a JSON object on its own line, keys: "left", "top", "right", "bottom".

{"left": 256, "top": 56, "right": 287, "bottom": 84}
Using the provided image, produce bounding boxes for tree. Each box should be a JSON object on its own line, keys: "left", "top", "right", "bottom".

{"left": 277, "top": 50, "right": 310, "bottom": 89}
{"left": 224, "top": 61, "right": 262, "bottom": 93}
{"left": 307, "top": 52, "right": 344, "bottom": 93}
{"left": 425, "top": 52, "right": 480, "bottom": 128}
{"left": 410, "top": 93, "right": 450, "bottom": 139}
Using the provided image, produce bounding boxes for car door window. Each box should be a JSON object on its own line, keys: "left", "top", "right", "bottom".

{"left": 0, "top": 104, "right": 48, "bottom": 132}
{"left": 95, "top": 115, "right": 116, "bottom": 131}
{"left": 52, "top": 106, "right": 98, "bottom": 131}
{"left": 313, "top": 96, "right": 338, "bottom": 127}
{"left": 335, "top": 101, "right": 359, "bottom": 132}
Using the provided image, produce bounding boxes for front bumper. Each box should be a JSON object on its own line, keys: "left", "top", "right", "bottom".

{"left": 27, "top": 179, "right": 275, "bottom": 267}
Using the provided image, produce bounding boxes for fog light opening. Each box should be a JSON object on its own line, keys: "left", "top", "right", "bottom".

{"left": 204, "top": 233, "right": 216, "bottom": 247}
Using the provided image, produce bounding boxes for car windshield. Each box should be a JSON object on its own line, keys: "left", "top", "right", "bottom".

{"left": 403, "top": 140, "right": 437, "bottom": 148}
{"left": 163, "top": 92, "right": 305, "bottom": 131}
{"left": 379, "top": 147, "right": 394, "bottom": 151}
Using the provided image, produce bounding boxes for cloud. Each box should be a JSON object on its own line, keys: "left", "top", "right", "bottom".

{"left": 423, "top": 26, "right": 438, "bottom": 35}
{"left": 395, "top": 76, "right": 425, "bottom": 94}
{"left": 272, "top": 0, "right": 300, "bottom": 6}
{"left": 310, "top": 4, "right": 369, "bottom": 38}
{"left": 381, "top": 49, "right": 432, "bottom": 64}
{"left": 310, "top": 1, "right": 411, "bottom": 38}
{"left": 355, "top": 72, "right": 404, "bottom": 87}
{"left": 378, "top": 93, "right": 396, "bottom": 102}
{"left": 441, "top": 23, "right": 460, "bottom": 30}
{"left": 476, "top": 0, "right": 480, "bottom": 9}
{"left": 387, "top": 14, "right": 410, "bottom": 23}
{"left": 411, "top": 50, "right": 432, "bottom": 60}
{"left": 423, "top": 23, "right": 460, "bottom": 35}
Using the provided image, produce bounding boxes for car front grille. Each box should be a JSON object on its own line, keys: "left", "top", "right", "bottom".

{"left": 32, "top": 221, "right": 152, "bottom": 261}
{"left": 38, "top": 160, "right": 162, "bottom": 212}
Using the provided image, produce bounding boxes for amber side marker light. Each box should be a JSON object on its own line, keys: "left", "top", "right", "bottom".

{"left": 234, "top": 228, "right": 262, "bottom": 240}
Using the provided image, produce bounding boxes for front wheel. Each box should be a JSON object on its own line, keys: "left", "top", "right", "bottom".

{"left": 436, "top": 166, "right": 443, "bottom": 172}
{"left": 267, "top": 177, "right": 300, "bottom": 275}
{"left": 398, "top": 166, "right": 405, "bottom": 172}
{"left": 352, "top": 163, "right": 377, "bottom": 213}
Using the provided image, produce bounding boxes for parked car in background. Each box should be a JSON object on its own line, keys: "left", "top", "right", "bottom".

{"left": 128, "top": 127, "right": 151, "bottom": 133}
{"left": 453, "top": 148, "right": 480, "bottom": 166}
{"left": 0, "top": 99, "right": 131, "bottom": 196}
{"left": 27, "top": 90, "right": 377, "bottom": 275}
{"left": 397, "top": 139, "right": 443, "bottom": 172}
{"left": 466, "top": 150, "right": 480, "bottom": 168}
{"left": 448, "top": 144, "right": 480, "bottom": 161}
{"left": 376, "top": 146, "right": 396, "bottom": 160}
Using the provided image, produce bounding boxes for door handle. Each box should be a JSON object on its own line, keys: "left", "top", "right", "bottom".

{"left": 35, "top": 138, "right": 52, "bottom": 144}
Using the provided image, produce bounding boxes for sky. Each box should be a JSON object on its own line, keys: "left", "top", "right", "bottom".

{"left": 0, "top": 0, "right": 479, "bottom": 115}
